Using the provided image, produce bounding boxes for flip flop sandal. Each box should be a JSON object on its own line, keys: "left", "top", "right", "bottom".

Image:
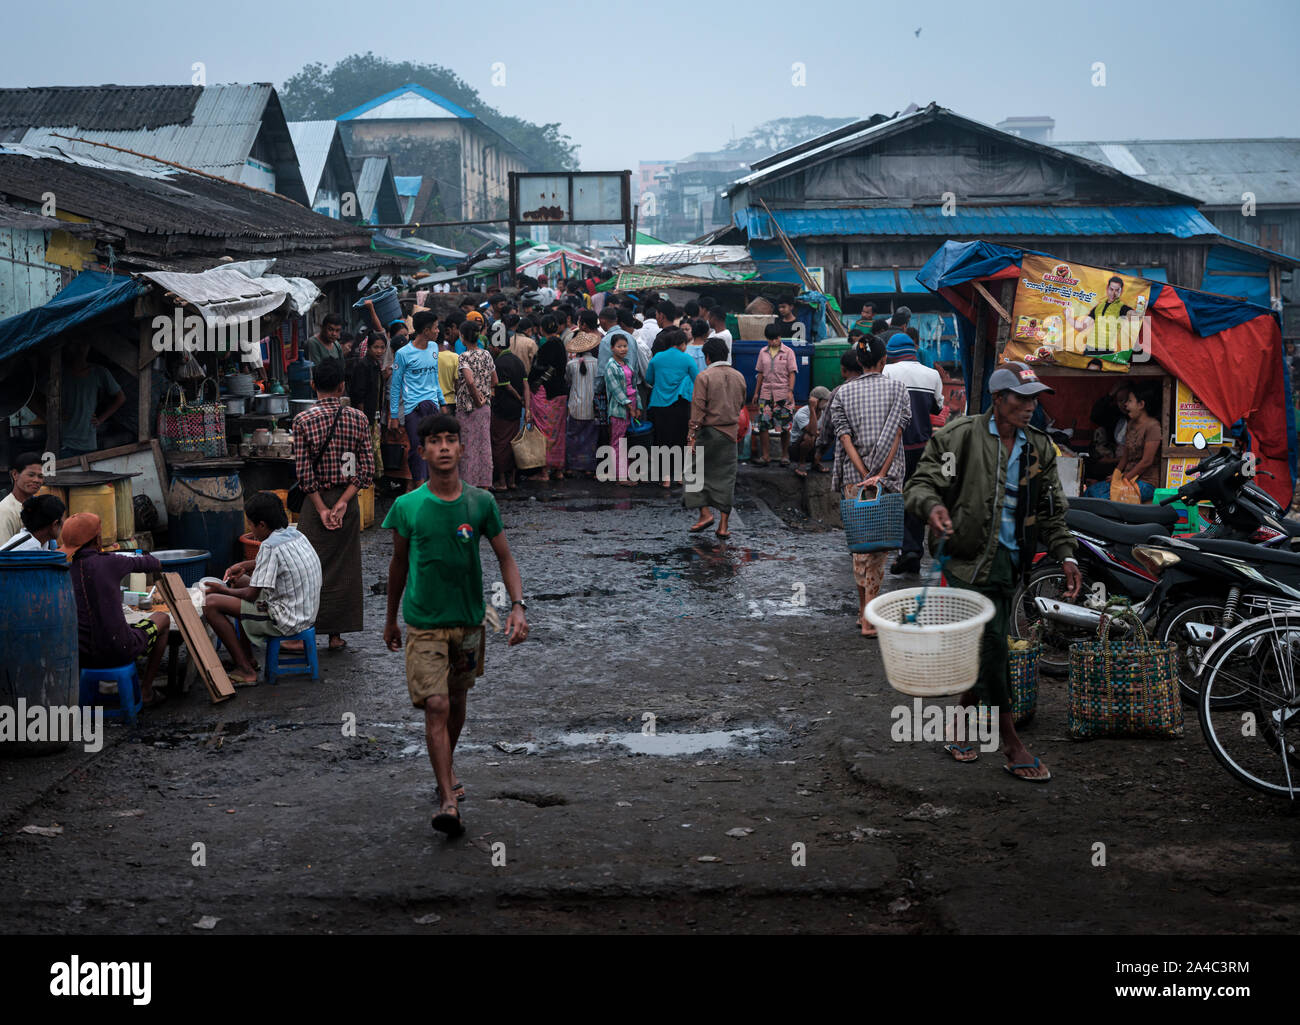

{"left": 943, "top": 743, "right": 978, "bottom": 762}
{"left": 715, "top": 530, "right": 731, "bottom": 539}
{"left": 327, "top": 639, "right": 348, "bottom": 653}
{"left": 1003, "top": 757, "right": 1051, "bottom": 782}
{"left": 434, "top": 783, "right": 467, "bottom": 804}
{"left": 689, "top": 519, "right": 716, "bottom": 533}
{"left": 431, "top": 806, "right": 466, "bottom": 837}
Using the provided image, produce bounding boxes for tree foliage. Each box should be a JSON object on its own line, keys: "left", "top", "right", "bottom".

{"left": 723, "top": 116, "right": 858, "bottom": 157}
{"left": 279, "top": 52, "right": 579, "bottom": 171}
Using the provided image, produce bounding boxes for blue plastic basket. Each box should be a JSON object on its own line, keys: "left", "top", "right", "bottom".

{"left": 841, "top": 483, "right": 904, "bottom": 553}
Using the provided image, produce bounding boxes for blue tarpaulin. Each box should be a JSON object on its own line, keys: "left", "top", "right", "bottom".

{"left": 915, "top": 239, "right": 1296, "bottom": 504}
{"left": 0, "top": 274, "right": 144, "bottom": 365}
{"left": 738, "top": 205, "right": 1219, "bottom": 241}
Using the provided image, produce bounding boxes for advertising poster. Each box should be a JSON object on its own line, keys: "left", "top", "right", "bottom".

{"left": 1174, "top": 380, "right": 1224, "bottom": 445}
{"left": 1008, "top": 255, "right": 1153, "bottom": 371}
{"left": 1166, "top": 459, "right": 1199, "bottom": 490}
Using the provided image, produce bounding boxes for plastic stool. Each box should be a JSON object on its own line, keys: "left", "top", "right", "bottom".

{"left": 264, "top": 628, "right": 320, "bottom": 685}
{"left": 79, "top": 664, "right": 143, "bottom": 726}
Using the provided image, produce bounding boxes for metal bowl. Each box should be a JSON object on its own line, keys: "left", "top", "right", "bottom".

{"left": 290, "top": 399, "right": 315, "bottom": 417}
{"left": 252, "top": 393, "right": 290, "bottom": 416}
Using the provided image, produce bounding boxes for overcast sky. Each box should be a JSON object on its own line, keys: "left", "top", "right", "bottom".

{"left": 6, "top": 0, "right": 1298, "bottom": 171}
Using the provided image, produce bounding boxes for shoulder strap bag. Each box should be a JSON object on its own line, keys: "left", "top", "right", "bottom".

{"left": 287, "top": 403, "right": 345, "bottom": 514}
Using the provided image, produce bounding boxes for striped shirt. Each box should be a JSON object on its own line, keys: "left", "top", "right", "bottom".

{"left": 292, "top": 397, "right": 375, "bottom": 494}
{"left": 829, "top": 372, "right": 911, "bottom": 492}
{"left": 250, "top": 527, "right": 322, "bottom": 634}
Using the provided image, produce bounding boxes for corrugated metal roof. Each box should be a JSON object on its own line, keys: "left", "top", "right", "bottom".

{"left": 0, "top": 85, "right": 204, "bottom": 130}
{"left": 1054, "top": 139, "right": 1300, "bottom": 206}
{"left": 287, "top": 120, "right": 338, "bottom": 200}
{"left": 7, "top": 85, "right": 271, "bottom": 180}
{"left": 0, "top": 148, "right": 359, "bottom": 248}
{"left": 737, "top": 204, "right": 1220, "bottom": 240}
{"left": 0, "top": 84, "right": 308, "bottom": 204}
{"left": 393, "top": 175, "right": 422, "bottom": 197}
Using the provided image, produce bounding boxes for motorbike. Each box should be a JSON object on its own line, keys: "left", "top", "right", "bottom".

{"left": 1013, "top": 432, "right": 1300, "bottom": 699}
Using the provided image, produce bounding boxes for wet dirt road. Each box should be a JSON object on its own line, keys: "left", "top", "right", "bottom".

{"left": 2, "top": 469, "right": 1297, "bottom": 934}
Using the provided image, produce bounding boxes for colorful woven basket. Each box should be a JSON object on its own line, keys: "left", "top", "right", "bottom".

{"left": 1007, "top": 629, "right": 1040, "bottom": 726}
{"left": 1067, "top": 604, "right": 1183, "bottom": 739}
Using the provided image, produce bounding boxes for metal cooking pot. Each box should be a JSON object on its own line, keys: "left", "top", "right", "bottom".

{"left": 224, "top": 395, "right": 246, "bottom": 415}
{"left": 252, "top": 393, "right": 289, "bottom": 416}
{"left": 290, "top": 398, "right": 316, "bottom": 418}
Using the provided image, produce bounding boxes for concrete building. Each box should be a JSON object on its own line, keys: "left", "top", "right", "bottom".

{"left": 338, "top": 84, "right": 531, "bottom": 223}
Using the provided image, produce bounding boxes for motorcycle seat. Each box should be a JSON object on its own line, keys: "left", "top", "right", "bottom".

{"left": 1066, "top": 497, "right": 1177, "bottom": 527}
{"left": 1067, "top": 509, "right": 1171, "bottom": 546}
{"left": 1189, "top": 537, "right": 1300, "bottom": 568}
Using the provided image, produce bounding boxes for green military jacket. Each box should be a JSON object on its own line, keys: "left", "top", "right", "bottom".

{"left": 903, "top": 410, "right": 1076, "bottom": 584}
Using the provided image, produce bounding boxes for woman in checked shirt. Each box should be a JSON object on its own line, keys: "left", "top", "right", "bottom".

{"left": 293, "top": 358, "right": 375, "bottom": 652}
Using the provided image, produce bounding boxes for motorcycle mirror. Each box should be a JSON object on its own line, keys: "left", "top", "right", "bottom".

{"left": 1192, "top": 432, "right": 1207, "bottom": 450}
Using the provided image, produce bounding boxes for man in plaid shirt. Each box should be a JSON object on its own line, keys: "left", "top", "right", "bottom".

{"left": 293, "top": 358, "right": 375, "bottom": 652}
{"left": 828, "top": 335, "right": 910, "bottom": 637}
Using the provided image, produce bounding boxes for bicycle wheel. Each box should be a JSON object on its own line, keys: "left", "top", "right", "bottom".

{"left": 1198, "top": 613, "right": 1300, "bottom": 798}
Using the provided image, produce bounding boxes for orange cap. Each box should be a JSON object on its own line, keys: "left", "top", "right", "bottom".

{"left": 57, "top": 512, "right": 101, "bottom": 559}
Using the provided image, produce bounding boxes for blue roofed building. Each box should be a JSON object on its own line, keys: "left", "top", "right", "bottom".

{"left": 337, "top": 84, "right": 532, "bottom": 223}
{"left": 724, "top": 104, "right": 1298, "bottom": 346}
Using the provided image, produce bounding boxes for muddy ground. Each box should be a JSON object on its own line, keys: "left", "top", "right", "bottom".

{"left": 1, "top": 466, "right": 1297, "bottom": 935}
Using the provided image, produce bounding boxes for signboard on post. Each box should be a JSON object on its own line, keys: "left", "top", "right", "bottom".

{"left": 1007, "top": 255, "right": 1153, "bottom": 371}
{"left": 508, "top": 170, "right": 632, "bottom": 281}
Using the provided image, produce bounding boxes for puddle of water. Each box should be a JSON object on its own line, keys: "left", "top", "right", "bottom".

{"left": 554, "top": 728, "right": 761, "bottom": 756}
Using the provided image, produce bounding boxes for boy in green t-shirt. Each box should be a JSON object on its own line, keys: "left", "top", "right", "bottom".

{"left": 383, "top": 413, "right": 529, "bottom": 838}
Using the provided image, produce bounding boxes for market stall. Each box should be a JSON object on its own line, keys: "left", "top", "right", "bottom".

{"left": 917, "top": 240, "right": 1297, "bottom": 508}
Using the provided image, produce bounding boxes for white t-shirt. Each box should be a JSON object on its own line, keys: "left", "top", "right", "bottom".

{"left": 708, "top": 329, "right": 733, "bottom": 365}
{"left": 1, "top": 529, "right": 43, "bottom": 552}
{"left": 0, "top": 491, "right": 24, "bottom": 543}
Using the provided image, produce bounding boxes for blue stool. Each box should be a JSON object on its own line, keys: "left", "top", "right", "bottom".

{"left": 264, "top": 628, "right": 320, "bottom": 685}
{"left": 79, "top": 664, "right": 143, "bottom": 726}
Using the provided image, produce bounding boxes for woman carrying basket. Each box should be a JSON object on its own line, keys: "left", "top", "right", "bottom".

{"left": 829, "top": 335, "right": 910, "bottom": 638}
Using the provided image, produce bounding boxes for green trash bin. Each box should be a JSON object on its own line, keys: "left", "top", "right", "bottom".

{"left": 813, "top": 338, "right": 850, "bottom": 390}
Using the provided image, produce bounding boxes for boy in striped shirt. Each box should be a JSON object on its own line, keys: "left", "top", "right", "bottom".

{"left": 203, "top": 492, "right": 322, "bottom": 685}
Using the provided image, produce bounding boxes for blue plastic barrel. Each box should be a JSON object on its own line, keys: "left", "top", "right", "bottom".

{"left": 353, "top": 286, "right": 402, "bottom": 328}
{"left": 165, "top": 467, "right": 244, "bottom": 578}
{"left": 0, "top": 551, "right": 79, "bottom": 756}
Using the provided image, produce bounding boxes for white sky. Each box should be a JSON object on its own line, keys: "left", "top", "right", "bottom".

{"left": 4, "top": 0, "right": 1297, "bottom": 171}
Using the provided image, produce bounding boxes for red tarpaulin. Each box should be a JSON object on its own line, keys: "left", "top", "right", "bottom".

{"left": 917, "top": 240, "right": 1294, "bottom": 507}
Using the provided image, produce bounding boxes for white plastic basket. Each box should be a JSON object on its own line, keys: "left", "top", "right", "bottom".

{"left": 865, "top": 586, "right": 995, "bottom": 697}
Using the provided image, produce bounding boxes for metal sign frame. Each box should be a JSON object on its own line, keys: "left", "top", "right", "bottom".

{"left": 508, "top": 170, "right": 632, "bottom": 281}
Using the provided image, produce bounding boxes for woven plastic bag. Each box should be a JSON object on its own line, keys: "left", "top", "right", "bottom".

{"left": 511, "top": 414, "right": 546, "bottom": 470}
{"left": 1067, "top": 604, "right": 1183, "bottom": 738}
{"left": 841, "top": 481, "right": 904, "bottom": 553}
{"left": 157, "top": 379, "right": 227, "bottom": 459}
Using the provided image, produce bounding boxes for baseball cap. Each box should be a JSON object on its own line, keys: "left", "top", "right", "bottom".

{"left": 58, "top": 512, "right": 101, "bottom": 559}
{"left": 989, "top": 361, "right": 1053, "bottom": 397}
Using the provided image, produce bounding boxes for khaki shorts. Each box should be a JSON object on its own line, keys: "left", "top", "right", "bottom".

{"left": 405, "top": 625, "right": 486, "bottom": 706}
{"left": 240, "top": 597, "right": 289, "bottom": 646}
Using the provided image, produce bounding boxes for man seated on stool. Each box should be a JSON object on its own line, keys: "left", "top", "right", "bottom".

{"left": 62, "top": 512, "right": 171, "bottom": 708}
{"left": 203, "top": 492, "right": 321, "bottom": 685}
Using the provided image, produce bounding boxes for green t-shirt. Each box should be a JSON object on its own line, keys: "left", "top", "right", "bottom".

{"left": 381, "top": 482, "right": 504, "bottom": 629}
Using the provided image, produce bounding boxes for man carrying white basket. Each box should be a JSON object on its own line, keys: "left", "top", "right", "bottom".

{"left": 903, "top": 361, "right": 1081, "bottom": 782}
